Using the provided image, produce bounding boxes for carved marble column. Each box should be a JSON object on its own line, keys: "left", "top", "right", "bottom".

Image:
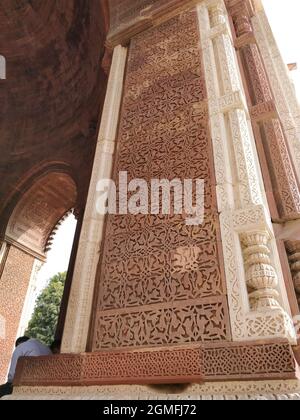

{"left": 198, "top": 0, "right": 296, "bottom": 343}
{"left": 226, "top": 0, "right": 300, "bottom": 222}
{"left": 241, "top": 230, "right": 280, "bottom": 312}
{"left": 62, "top": 45, "right": 128, "bottom": 353}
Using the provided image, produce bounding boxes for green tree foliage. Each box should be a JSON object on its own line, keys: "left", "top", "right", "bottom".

{"left": 26, "top": 272, "right": 66, "bottom": 346}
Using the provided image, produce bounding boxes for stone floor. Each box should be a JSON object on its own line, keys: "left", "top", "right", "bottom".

{"left": 3, "top": 381, "right": 300, "bottom": 400}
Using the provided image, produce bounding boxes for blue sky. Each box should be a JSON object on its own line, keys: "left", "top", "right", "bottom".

{"left": 35, "top": 215, "right": 76, "bottom": 294}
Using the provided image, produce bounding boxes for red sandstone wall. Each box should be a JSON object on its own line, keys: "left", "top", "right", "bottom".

{"left": 91, "top": 10, "right": 231, "bottom": 351}
{"left": 109, "top": 0, "right": 160, "bottom": 31}
{"left": 0, "top": 246, "right": 34, "bottom": 383}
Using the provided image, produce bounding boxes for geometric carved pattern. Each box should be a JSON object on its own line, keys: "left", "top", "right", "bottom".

{"left": 92, "top": 10, "right": 230, "bottom": 350}
{"left": 204, "top": 342, "right": 296, "bottom": 380}
{"left": 94, "top": 298, "right": 230, "bottom": 350}
{"left": 262, "top": 119, "right": 300, "bottom": 219}
{"left": 250, "top": 101, "right": 276, "bottom": 122}
{"left": 15, "top": 348, "right": 205, "bottom": 387}
{"left": 14, "top": 341, "right": 297, "bottom": 387}
{"left": 99, "top": 232, "right": 224, "bottom": 309}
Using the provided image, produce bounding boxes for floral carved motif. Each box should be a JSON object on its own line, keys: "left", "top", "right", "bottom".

{"left": 91, "top": 10, "right": 230, "bottom": 351}
{"left": 94, "top": 299, "right": 230, "bottom": 350}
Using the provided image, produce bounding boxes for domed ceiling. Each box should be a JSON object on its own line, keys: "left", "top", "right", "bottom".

{"left": 0, "top": 0, "right": 109, "bottom": 232}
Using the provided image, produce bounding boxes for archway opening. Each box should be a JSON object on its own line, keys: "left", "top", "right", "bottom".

{"left": 0, "top": 171, "right": 79, "bottom": 382}
{"left": 18, "top": 212, "right": 77, "bottom": 344}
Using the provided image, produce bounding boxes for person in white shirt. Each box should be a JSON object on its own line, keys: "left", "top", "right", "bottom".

{"left": 0, "top": 336, "right": 52, "bottom": 398}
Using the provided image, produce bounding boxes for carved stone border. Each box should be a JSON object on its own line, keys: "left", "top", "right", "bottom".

{"left": 14, "top": 341, "right": 297, "bottom": 387}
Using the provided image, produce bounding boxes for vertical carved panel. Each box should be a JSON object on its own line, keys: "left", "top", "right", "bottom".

{"left": 286, "top": 241, "right": 300, "bottom": 309}
{"left": 241, "top": 43, "right": 273, "bottom": 104}
{"left": 91, "top": 10, "right": 231, "bottom": 351}
{"left": 226, "top": 0, "right": 300, "bottom": 221}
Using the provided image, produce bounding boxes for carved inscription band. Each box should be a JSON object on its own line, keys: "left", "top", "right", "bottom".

{"left": 14, "top": 341, "right": 297, "bottom": 387}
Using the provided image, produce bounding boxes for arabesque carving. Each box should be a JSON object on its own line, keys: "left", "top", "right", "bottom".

{"left": 92, "top": 9, "right": 230, "bottom": 351}
{"left": 13, "top": 341, "right": 297, "bottom": 387}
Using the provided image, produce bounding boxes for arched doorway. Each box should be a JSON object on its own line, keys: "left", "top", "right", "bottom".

{"left": 0, "top": 171, "right": 77, "bottom": 382}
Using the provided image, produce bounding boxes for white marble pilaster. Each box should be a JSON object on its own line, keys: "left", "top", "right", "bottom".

{"left": 62, "top": 46, "right": 128, "bottom": 353}
{"left": 198, "top": 0, "right": 296, "bottom": 343}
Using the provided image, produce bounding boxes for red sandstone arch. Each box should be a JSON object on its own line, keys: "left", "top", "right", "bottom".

{"left": 0, "top": 170, "right": 78, "bottom": 382}
{"left": 5, "top": 172, "right": 77, "bottom": 259}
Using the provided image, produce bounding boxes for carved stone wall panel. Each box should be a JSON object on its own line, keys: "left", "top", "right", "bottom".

{"left": 262, "top": 119, "right": 300, "bottom": 218}
{"left": 94, "top": 298, "right": 230, "bottom": 350}
{"left": 91, "top": 10, "right": 230, "bottom": 351}
{"left": 203, "top": 341, "right": 296, "bottom": 379}
{"left": 241, "top": 43, "right": 273, "bottom": 104}
{"left": 198, "top": 1, "right": 296, "bottom": 343}
{"left": 285, "top": 241, "right": 300, "bottom": 309}
{"left": 14, "top": 341, "right": 297, "bottom": 387}
{"left": 99, "top": 240, "right": 225, "bottom": 310}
